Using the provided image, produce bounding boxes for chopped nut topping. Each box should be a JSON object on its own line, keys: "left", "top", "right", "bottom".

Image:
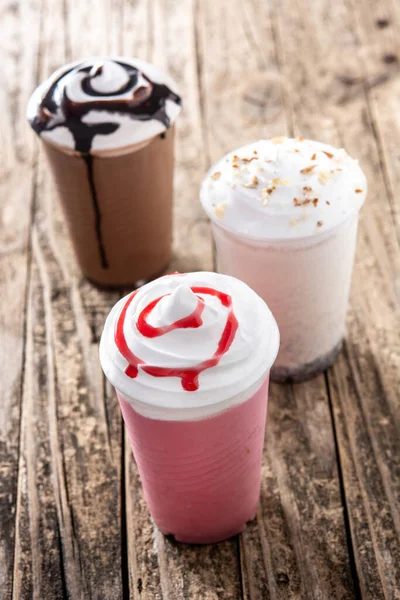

{"left": 243, "top": 176, "right": 259, "bottom": 188}
{"left": 318, "top": 170, "right": 335, "bottom": 184}
{"left": 355, "top": 188, "right": 363, "bottom": 193}
{"left": 311, "top": 153, "right": 316, "bottom": 160}
{"left": 212, "top": 203, "right": 227, "bottom": 218}
{"left": 232, "top": 164, "right": 239, "bottom": 169}
{"left": 261, "top": 188, "right": 270, "bottom": 206}
{"left": 312, "top": 198, "right": 319, "bottom": 207}
{"left": 317, "top": 220, "right": 324, "bottom": 227}
{"left": 231, "top": 154, "right": 258, "bottom": 164}
{"left": 294, "top": 148, "right": 300, "bottom": 153}
{"left": 301, "top": 165, "right": 316, "bottom": 174}
{"left": 303, "top": 186, "right": 312, "bottom": 193}
{"left": 211, "top": 172, "right": 221, "bottom": 181}
{"left": 253, "top": 150, "right": 258, "bottom": 155}
{"left": 323, "top": 151, "right": 334, "bottom": 159}
{"left": 326, "top": 200, "right": 331, "bottom": 205}
{"left": 271, "top": 177, "right": 289, "bottom": 186}
{"left": 294, "top": 197, "right": 311, "bottom": 207}
{"left": 272, "top": 136, "right": 288, "bottom": 144}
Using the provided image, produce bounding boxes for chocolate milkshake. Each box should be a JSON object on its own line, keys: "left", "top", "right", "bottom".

{"left": 27, "top": 58, "right": 181, "bottom": 287}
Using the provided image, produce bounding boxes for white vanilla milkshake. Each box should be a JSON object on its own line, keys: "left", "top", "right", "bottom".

{"left": 200, "top": 137, "right": 367, "bottom": 381}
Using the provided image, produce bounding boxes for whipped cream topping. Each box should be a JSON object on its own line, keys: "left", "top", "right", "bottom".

{"left": 201, "top": 138, "right": 367, "bottom": 240}
{"left": 99, "top": 272, "right": 279, "bottom": 421}
{"left": 27, "top": 57, "right": 181, "bottom": 153}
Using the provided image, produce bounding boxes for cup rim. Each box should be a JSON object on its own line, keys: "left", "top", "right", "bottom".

{"left": 209, "top": 208, "right": 360, "bottom": 246}
{"left": 115, "top": 368, "right": 272, "bottom": 422}
{"left": 39, "top": 128, "right": 170, "bottom": 158}
{"left": 99, "top": 296, "right": 280, "bottom": 422}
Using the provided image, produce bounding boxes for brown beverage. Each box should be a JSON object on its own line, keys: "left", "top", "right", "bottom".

{"left": 27, "top": 58, "right": 181, "bottom": 287}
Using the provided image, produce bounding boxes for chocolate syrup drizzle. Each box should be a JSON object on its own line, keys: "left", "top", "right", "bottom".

{"left": 31, "top": 60, "right": 181, "bottom": 269}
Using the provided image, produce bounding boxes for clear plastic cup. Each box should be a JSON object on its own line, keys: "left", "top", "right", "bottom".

{"left": 211, "top": 214, "right": 359, "bottom": 382}
{"left": 99, "top": 271, "right": 279, "bottom": 543}
{"left": 116, "top": 373, "right": 271, "bottom": 544}
{"left": 27, "top": 57, "right": 181, "bottom": 288}
{"left": 200, "top": 138, "right": 366, "bottom": 382}
{"left": 40, "top": 131, "right": 175, "bottom": 287}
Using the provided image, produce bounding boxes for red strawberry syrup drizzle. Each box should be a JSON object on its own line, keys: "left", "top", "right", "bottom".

{"left": 114, "top": 286, "right": 238, "bottom": 391}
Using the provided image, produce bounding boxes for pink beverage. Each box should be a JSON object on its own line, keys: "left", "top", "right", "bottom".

{"left": 200, "top": 138, "right": 367, "bottom": 382}
{"left": 100, "top": 272, "right": 279, "bottom": 544}
{"left": 117, "top": 377, "right": 269, "bottom": 543}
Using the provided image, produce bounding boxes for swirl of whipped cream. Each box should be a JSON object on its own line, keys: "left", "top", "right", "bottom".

{"left": 99, "top": 272, "right": 279, "bottom": 420}
{"left": 27, "top": 57, "right": 181, "bottom": 154}
{"left": 200, "top": 138, "right": 367, "bottom": 240}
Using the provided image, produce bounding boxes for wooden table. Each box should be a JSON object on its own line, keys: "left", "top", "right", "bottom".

{"left": 1, "top": 0, "right": 399, "bottom": 598}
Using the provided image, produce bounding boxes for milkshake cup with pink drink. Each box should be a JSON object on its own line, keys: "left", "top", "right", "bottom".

{"left": 99, "top": 271, "right": 279, "bottom": 543}
{"left": 200, "top": 138, "right": 367, "bottom": 382}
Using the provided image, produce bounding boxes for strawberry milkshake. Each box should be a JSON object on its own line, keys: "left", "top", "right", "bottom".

{"left": 99, "top": 272, "right": 279, "bottom": 543}
{"left": 200, "top": 138, "right": 367, "bottom": 382}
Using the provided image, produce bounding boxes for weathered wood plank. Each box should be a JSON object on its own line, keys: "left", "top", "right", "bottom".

{"left": 12, "top": 0, "right": 125, "bottom": 598}
{"left": 0, "top": 0, "right": 41, "bottom": 598}
{"left": 4, "top": 1, "right": 399, "bottom": 599}
{"left": 346, "top": 0, "right": 400, "bottom": 234}
{"left": 125, "top": 440, "right": 242, "bottom": 600}
{"left": 196, "top": 0, "right": 356, "bottom": 598}
{"left": 122, "top": 1, "right": 241, "bottom": 598}
{"left": 273, "top": 0, "right": 400, "bottom": 597}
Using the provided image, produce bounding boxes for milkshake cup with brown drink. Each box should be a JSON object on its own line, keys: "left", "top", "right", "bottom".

{"left": 200, "top": 138, "right": 367, "bottom": 382}
{"left": 27, "top": 58, "right": 181, "bottom": 287}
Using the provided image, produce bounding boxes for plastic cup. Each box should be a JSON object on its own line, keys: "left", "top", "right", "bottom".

{"left": 40, "top": 131, "right": 175, "bottom": 287}
{"left": 117, "top": 374, "right": 270, "bottom": 544}
{"left": 200, "top": 138, "right": 366, "bottom": 382}
{"left": 211, "top": 214, "right": 359, "bottom": 382}
{"left": 100, "top": 271, "right": 279, "bottom": 543}
{"left": 27, "top": 57, "right": 181, "bottom": 288}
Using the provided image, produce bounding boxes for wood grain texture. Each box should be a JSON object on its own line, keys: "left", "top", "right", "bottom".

{"left": 273, "top": 0, "right": 400, "bottom": 597}
{"left": 12, "top": 0, "right": 124, "bottom": 598}
{"left": 196, "top": 0, "right": 356, "bottom": 597}
{"left": 0, "top": 0, "right": 41, "bottom": 596}
{"left": 122, "top": 2, "right": 241, "bottom": 598}
{"left": 1, "top": 0, "right": 399, "bottom": 599}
